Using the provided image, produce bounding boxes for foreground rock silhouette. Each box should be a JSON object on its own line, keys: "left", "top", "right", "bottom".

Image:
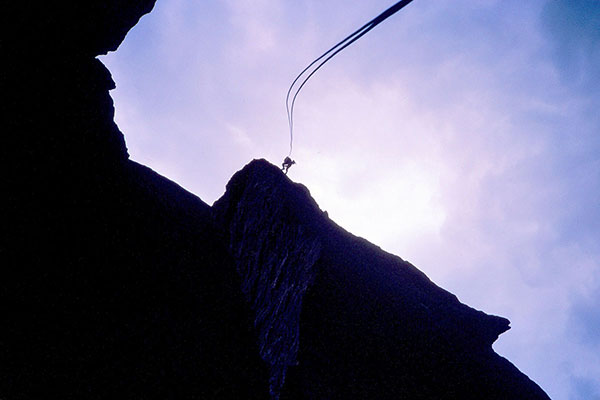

{"left": 213, "top": 159, "right": 550, "bottom": 400}
{"left": 3, "top": 0, "right": 268, "bottom": 398}
{"left": 2, "top": 1, "right": 550, "bottom": 399}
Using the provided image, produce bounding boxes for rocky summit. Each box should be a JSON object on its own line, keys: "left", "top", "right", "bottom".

{"left": 2, "top": 1, "right": 550, "bottom": 399}
{"left": 213, "top": 159, "right": 550, "bottom": 400}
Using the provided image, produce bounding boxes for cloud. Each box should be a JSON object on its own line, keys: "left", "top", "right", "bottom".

{"left": 101, "top": 1, "right": 600, "bottom": 398}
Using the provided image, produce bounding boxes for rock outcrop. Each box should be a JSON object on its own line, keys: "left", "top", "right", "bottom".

{"left": 2, "top": 1, "right": 268, "bottom": 398}
{"left": 213, "top": 161, "right": 324, "bottom": 398}
{"left": 213, "top": 159, "right": 551, "bottom": 400}
{"left": 2, "top": 1, "right": 551, "bottom": 399}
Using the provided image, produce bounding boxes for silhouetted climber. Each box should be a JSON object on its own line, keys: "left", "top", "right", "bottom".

{"left": 282, "top": 157, "right": 295, "bottom": 174}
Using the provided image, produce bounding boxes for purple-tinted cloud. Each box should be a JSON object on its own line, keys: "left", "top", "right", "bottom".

{"left": 101, "top": 1, "right": 600, "bottom": 398}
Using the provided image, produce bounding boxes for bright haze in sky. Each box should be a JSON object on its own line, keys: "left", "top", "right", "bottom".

{"left": 101, "top": 1, "right": 600, "bottom": 399}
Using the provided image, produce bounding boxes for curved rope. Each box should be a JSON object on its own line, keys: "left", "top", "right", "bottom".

{"left": 286, "top": 0, "right": 415, "bottom": 157}
{"left": 286, "top": 21, "right": 374, "bottom": 156}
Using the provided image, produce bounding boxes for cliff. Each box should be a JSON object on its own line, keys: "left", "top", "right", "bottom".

{"left": 2, "top": 1, "right": 550, "bottom": 399}
{"left": 213, "top": 159, "right": 551, "bottom": 400}
{"left": 2, "top": 1, "right": 268, "bottom": 398}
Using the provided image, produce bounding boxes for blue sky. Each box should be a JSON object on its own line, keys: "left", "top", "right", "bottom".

{"left": 101, "top": 1, "right": 600, "bottom": 398}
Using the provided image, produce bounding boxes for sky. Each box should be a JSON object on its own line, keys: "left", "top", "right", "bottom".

{"left": 101, "top": 1, "right": 600, "bottom": 398}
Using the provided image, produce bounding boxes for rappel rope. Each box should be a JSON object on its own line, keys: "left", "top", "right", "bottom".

{"left": 285, "top": 0, "right": 415, "bottom": 157}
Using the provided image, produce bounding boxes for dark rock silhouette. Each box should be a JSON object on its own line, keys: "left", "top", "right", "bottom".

{"left": 213, "top": 161, "right": 323, "bottom": 398}
{"left": 213, "top": 159, "right": 551, "bottom": 400}
{"left": 2, "top": 1, "right": 550, "bottom": 399}
{"left": 4, "top": 0, "right": 157, "bottom": 57}
{"left": 2, "top": 1, "right": 268, "bottom": 398}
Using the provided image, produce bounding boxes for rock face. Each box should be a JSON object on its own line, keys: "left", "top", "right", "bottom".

{"left": 213, "top": 159, "right": 551, "bottom": 400}
{"left": 3, "top": 0, "right": 157, "bottom": 173}
{"left": 2, "top": 1, "right": 268, "bottom": 398}
{"left": 4, "top": 1, "right": 157, "bottom": 57}
{"left": 3, "top": 1, "right": 551, "bottom": 399}
{"left": 213, "top": 162, "right": 324, "bottom": 398}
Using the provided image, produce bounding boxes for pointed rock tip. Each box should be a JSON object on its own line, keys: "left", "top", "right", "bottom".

{"left": 227, "top": 158, "right": 296, "bottom": 190}
{"left": 242, "top": 158, "right": 285, "bottom": 176}
{"left": 484, "top": 314, "right": 511, "bottom": 345}
{"left": 214, "top": 158, "right": 324, "bottom": 226}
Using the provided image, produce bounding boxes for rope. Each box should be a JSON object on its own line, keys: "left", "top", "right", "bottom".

{"left": 286, "top": 0, "right": 415, "bottom": 157}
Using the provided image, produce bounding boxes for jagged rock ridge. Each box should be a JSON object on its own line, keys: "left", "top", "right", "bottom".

{"left": 213, "top": 159, "right": 551, "bottom": 400}
{"left": 3, "top": 0, "right": 551, "bottom": 398}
